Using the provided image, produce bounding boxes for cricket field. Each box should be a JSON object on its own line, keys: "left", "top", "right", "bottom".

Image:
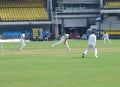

{"left": 0, "top": 40, "right": 120, "bottom": 87}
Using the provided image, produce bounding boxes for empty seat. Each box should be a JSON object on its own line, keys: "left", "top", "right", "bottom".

{"left": 0, "top": 0, "right": 48, "bottom": 21}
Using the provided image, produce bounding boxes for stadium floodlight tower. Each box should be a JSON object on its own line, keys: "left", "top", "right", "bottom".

{"left": 55, "top": 9, "right": 59, "bottom": 38}
{"left": 49, "top": 0, "right": 59, "bottom": 38}
{"left": 50, "top": 0, "right": 53, "bottom": 22}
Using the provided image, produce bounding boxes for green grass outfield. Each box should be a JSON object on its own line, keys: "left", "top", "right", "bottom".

{"left": 0, "top": 40, "right": 120, "bottom": 87}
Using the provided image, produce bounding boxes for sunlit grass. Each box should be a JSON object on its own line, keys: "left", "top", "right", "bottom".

{"left": 0, "top": 40, "right": 120, "bottom": 87}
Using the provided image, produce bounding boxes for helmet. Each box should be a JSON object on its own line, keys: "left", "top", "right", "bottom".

{"left": 87, "top": 29, "right": 92, "bottom": 36}
{"left": 87, "top": 28, "right": 96, "bottom": 36}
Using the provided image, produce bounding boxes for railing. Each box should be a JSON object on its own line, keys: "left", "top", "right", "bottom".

{"left": 62, "top": 0, "right": 99, "bottom": 3}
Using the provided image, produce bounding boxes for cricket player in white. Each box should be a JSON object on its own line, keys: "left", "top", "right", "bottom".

{"left": 102, "top": 31, "right": 111, "bottom": 45}
{"left": 52, "top": 34, "right": 71, "bottom": 50}
{"left": 19, "top": 32, "right": 26, "bottom": 50}
{"left": 82, "top": 31, "right": 98, "bottom": 58}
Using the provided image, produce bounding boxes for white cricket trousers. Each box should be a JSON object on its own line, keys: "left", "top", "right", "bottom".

{"left": 19, "top": 39, "right": 26, "bottom": 50}
{"left": 84, "top": 44, "right": 98, "bottom": 57}
{"left": 104, "top": 38, "right": 111, "bottom": 44}
{"left": 52, "top": 38, "right": 70, "bottom": 50}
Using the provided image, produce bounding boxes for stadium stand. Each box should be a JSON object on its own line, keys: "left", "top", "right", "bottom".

{"left": 0, "top": 0, "right": 120, "bottom": 39}
{"left": 101, "top": 0, "right": 120, "bottom": 38}
{"left": 101, "top": 20, "right": 120, "bottom": 38}
{"left": 104, "top": 0, "right": 120, "bottom": 8}
{"left": 0, "top": 8, "right": 48, "bottom": 21}
{"left": 0, "top": 0, "right": 50, "bottom": 40}
{"left": 0, "top": 0, "right": 49, "bottom": 21}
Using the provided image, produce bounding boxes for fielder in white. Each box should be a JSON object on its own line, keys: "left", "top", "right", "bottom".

{"left": 52, "top": 34, "right": 71, "bottom": 50}
{"left": 102, "top": 31, "right": 111, "bottom": 45}
{"left": 19, "top": 32, "right": 26, "bottom": 50}
{"left": 82, "top": 31, "right": 98, "bottom": 58}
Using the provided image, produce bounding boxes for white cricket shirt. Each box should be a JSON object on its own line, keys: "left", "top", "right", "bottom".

{"left": 88, "top": 34, "right": 96, "bottom": 45}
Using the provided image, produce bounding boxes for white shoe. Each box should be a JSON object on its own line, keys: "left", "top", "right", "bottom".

{"left": 95, "top": 56, "right": 98, "bottom": 58}
{"left": 52, "top": 44, "right": 54, "bottom": 47}
{"left": 24, "top": 44, "right": 26, "bottom": 46}
{"left": 82, "top": 53, "right": 85, "bottom": 58}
